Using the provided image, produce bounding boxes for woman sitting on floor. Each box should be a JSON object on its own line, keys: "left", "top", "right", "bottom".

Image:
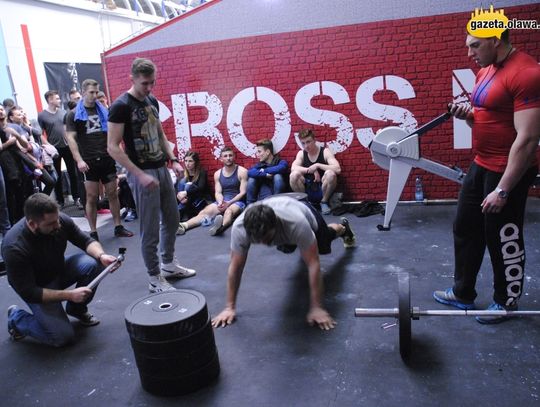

{"left": 176, "top": 150, "right": 209, "bottom": 221}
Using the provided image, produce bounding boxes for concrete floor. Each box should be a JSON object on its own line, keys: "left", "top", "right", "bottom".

{"left": 1, "top": 199, "right": 539, "bottom": 407}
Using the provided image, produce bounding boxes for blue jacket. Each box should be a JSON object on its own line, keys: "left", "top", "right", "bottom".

{"left": 247, "top": 157, "right": 288, "bottom": 178}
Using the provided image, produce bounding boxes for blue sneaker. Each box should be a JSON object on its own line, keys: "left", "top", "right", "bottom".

{"left": 476, "top": 302, "right": 517, "bottom": 325}
{"left": 320, "top": 202, "right": 331, "bottom": 215}
{"left": 433, "top": 288, "right": 475, "bottom": 310}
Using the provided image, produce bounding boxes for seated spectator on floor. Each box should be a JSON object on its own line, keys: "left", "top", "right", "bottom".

{"left": 246, "top": 139, "right": 288, "bottom": 204}
{"left": 176, "top": 150, "right": 209, "bottom": 221}
{"left": 289, "top": 129, "right": 341, "bottom": 215}
{"left": 116, "top": 167, "right": 137, "bottom": 222}
{"left": 176, "top": 146, "right": 247, "bottom": 236}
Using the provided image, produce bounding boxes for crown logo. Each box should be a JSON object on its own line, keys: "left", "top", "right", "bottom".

{"left": 467, "top": 5, "right": 509, "bottom": 38}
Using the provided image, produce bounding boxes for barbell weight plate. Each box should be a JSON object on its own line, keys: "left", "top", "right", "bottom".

{"left": 125, "top": 290, "right": 208, "bottom": 342}
{"left": 398, "top": 272, "right": 412, "bottom": 360}
{"left": 129, "top": 318, "right": 215, "bottom": 359}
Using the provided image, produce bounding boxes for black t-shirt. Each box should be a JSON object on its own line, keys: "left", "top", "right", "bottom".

{"left": 37, "top": 109, "right": 67, "bottom": 148}
{"left": 2, "top": 213, "right": 94, "bottom": 303}
{"left": 65, "top": 107, "right": 109, "bottom": 161}
{"left": 108, "top": 93, "right": 165, "bottom": 169}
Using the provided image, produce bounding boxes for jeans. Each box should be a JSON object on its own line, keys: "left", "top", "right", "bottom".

{"left": 246, "top": 174, "right": 286, "bottom": 204}
{"left": 453, "top": 162, "right": 538, "bottom": 306}
{"left": 8, "top": 253, "right": 102, "bottom": 347}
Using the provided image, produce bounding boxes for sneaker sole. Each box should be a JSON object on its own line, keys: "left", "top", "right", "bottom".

{"left": 432, "top": 292, "right": 475, "bottom": 310}
{"left": 149, "top": 285, "right": 177, "bottom": 293}
{"left": 475, "top": 315, "right": 513, "bottom": 325}
{"left": 160, "top": 271, "right": 196, "bottom": 279}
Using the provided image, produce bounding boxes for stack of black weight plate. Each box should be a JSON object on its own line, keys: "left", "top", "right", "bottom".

{"left": 125, "top": 290, "right": 220, "bottom": 396}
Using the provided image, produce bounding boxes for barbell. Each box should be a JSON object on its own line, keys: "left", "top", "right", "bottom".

{"left": 354, "top": 272, "right": 540, "bottom": 361}
{"left": 87, "top": 247, "right": 126, "bottom": 290}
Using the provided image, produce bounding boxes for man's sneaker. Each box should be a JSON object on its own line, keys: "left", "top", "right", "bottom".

{"left": 320, "top": 202, "right": 331, "bottom": 215}
{"left": 433, "top": 288, "right": 475, "bottom": 310}
{"left": 125, "top": 209, "right": 137, "bottom": 222}
{"left": 161, "top": 260, "right": 196, "bottom": 279}
{"left": 114, "top": 225, "right": 134, "bottom": 238}
{"left": 340, "top": 217, "right": 356, "bottom": 248}
{"left": 209, "top": 215, "right": 224, "bottom": 236}
{"left": 476, "top": 302, "right": 518, "bottom": 325}
{"left": 7, "top": 305, "right": 25, "bottom": 341}
{"left": 90, "top": 231, "right": 99, "bottom": 241}
{"left": 149, "top": 274, "right": 177, "bottom": 293}
{"left": 66, "top": 311, "right": 100, "bottom": 327}
{"left": 176, "top": 222, "right": 187, "bottom": 236}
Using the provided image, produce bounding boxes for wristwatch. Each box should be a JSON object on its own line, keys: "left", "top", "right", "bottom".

{"left": 495, "top": 186, "right": 509, "bottom": 199}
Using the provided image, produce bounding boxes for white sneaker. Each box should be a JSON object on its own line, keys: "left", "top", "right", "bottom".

{"left": 161, "top": 260, "right": 196, "bottom": 279}
{"left": 149, "top": 274, "right": 176, "bottom": 293}
{"left": 209, "top": 214, "right": 224, "bottom": 236}
{"left": 176, "top": 222, "right": 186, "bottom": 235}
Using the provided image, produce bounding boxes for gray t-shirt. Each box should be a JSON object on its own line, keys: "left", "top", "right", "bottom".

{"left": 231, "top": 196, "right": 318, "bottom": 254}
{"left": 38, "top": 109, "right": 67, "bottom": 148}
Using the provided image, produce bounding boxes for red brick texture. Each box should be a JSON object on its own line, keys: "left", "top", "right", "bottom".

{"left": 103, "top": 5, "right": 540, "bottom": 201}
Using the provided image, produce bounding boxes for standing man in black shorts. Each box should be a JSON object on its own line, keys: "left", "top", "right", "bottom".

{"left": 65, "top": 79, "right": 133, "bottom": 241}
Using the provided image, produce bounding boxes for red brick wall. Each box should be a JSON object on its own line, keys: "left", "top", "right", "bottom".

{"left": 103, "top": 5, "right": 540, "bottom": 201}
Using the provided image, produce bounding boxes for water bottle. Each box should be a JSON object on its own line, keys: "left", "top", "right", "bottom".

{"left": 415, "top": 177, "right": 424, "bottom": 202}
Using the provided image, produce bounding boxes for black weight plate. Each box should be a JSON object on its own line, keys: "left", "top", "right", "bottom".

{"left": 130, "top": 318, "right": 215, "bottom": 358}
{"left": 398, "top": 272, "right": 412, "bottom": 361}
{"left": 139, "top": 352, "right": 221, "bottom": 397}
{"left": 134, "top": 342, "right": 217, "bottom": 377}
{"left": 125, "top": 290, "right": 208, "bottom": 341}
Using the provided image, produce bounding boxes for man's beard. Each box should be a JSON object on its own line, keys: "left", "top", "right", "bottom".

{"left": 36, "top": 227, "right": 60, "bottom": 237}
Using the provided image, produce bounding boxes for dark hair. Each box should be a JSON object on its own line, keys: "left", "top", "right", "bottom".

{"left": 67, "top": 100, "right": 77, "bottom": 110}
{"left": 131, "top": 57, "right": 156, "bottom": 77}
{"left": 220, "top": 146, "right": 234, "bottom": 156}
{"left": 7, "top": 106, "right": 22, "bottom": 122}
{"left": 24, "top": 193, "right": 59, "bottom": 222}
{"left": 298, "top": 129, "right": 315, "bottom": 140}
{"left": 256, "top": 139, "right": 274, "bottom": 154}
{"left": 81, "top": 79, "right": 99, "bottom": 92}
{"left": 183, "top": 150, "right": 201, "bottom": 183}
{"left": 44, "top": 90, "right": 59, "bottom": 103}
{"left": 243, "top": 205, "right": 277, "bottom": 242}
{"left": 500, "top": 29, "right": 510, "bottom": 43}
{"left": 2, "top": 98, "right": 15, "bottom": 108}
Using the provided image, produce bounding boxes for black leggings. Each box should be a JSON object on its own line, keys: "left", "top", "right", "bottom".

{"left": 53, "top": 147, "right": 79, "bottom": 204}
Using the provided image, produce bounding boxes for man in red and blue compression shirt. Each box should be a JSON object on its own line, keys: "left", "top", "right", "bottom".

{"left": 434, "top": 29, "right": 540, "bottom": 324}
